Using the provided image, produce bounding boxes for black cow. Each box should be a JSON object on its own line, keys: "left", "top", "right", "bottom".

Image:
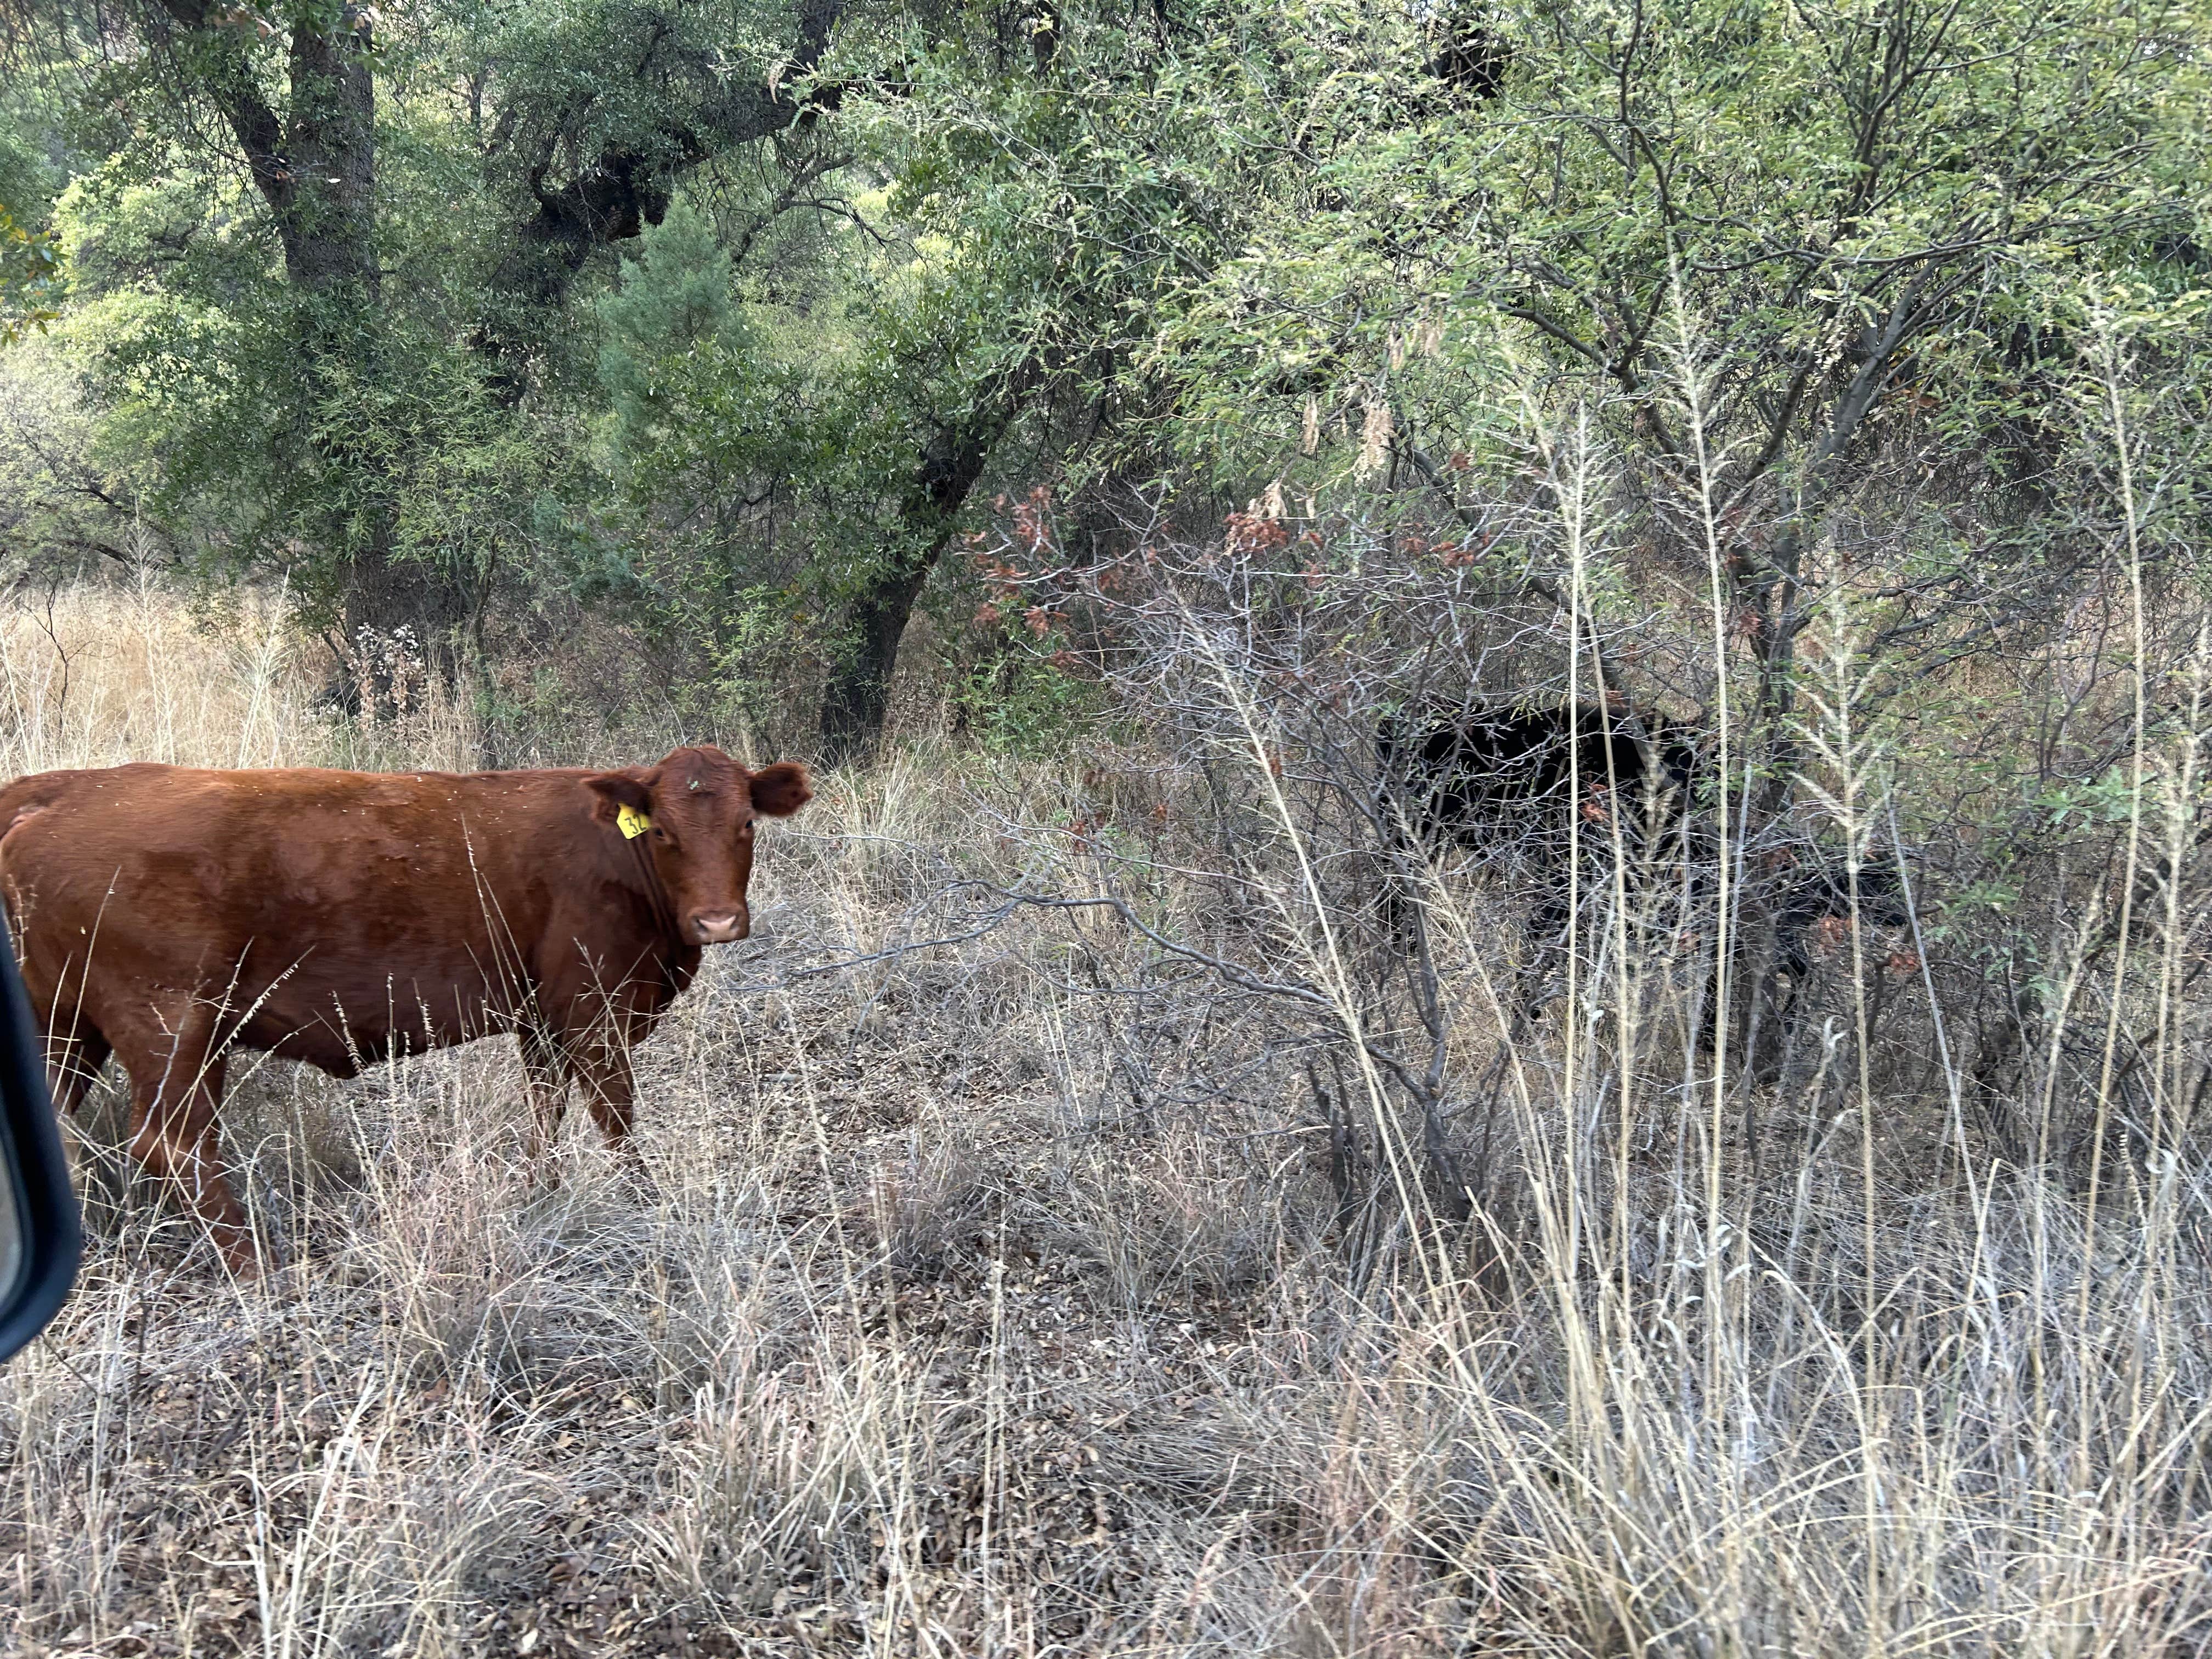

{"left": 1769, "top": 850, "right": 1914, "bottom": 981}
{"left": 1691, "top": 847, "right": 1919, "bottom": 1077}
{"left": 1377, "top": 701, "right": 1920, "bottom": 1039}
{"left": 1377, "top": 699, "right": 1706, "bottom": 959}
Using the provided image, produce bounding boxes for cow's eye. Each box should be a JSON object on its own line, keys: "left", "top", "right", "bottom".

{"left": 652, "top": 826, "right": 669, "bottom": 841}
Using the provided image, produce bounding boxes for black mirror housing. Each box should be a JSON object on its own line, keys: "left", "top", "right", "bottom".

{"left": 0, "top": 917, "right": 79, "bottom": 1363}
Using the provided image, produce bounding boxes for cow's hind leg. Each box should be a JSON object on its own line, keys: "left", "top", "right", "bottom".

{"left": 517, "top": 1024, "right": 571, "bottom": 1178}
{"left": 112, "top": 1003, "right": 252, "bottom": 1274}
{"left": 1379, "top": 828, "right": 1425, "bottom": 949}
{"left": 1516, "top": 891, "right": 1573, "bottom": 1014}
{"left": 46, "top": 1015, "right": 112, "bottom": 1118}
{"left": 1376, "top": 789, "right": 1440, "bottom": 953}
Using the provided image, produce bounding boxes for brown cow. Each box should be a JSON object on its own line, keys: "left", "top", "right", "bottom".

{"left": 0, "top": 745, "right": 811, "bottom": 1272}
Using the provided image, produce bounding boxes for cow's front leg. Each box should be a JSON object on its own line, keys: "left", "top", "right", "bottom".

{"left": 541, "top": 951, "right": 662, "bottom": 1161}
{"left": 567, "top": 1035, "right": 637, "bottom": 1147}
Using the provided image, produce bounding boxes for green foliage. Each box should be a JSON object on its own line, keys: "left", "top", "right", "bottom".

{"left": 846, "top": 3, "right": 1254, "bottom": 481}
{"left": 0, "top": 110, "right": 57, "bottom": 224}
{"left": 0, "top": 108, "right": 63, "bottom": 345}
{"left": 4, "top": 0, "right": 2209, "bottom": 746}
{"left": 0, "top": 206, "right": 61, "bottom": 345}
{"left": 829, "top": 0, "right": 2209, "bottom": 579}
{"left": 947, "top": 630, "right": 1101, "bottom": 756}
{"left": 595, "top": 199, "right": 793, "bottom": 527}
{"left": 584, "top": 198, "right": 825, "bottom": 721}
{"left": 0, "top": 335, "right": 139, "bottom": 575}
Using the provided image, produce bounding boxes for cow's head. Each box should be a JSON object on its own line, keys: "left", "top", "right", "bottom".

{"left": 585, "top": 744, "right": 812, "bottom": 944}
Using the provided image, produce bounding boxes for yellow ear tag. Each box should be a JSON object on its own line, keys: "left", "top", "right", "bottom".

{"left": 617, "top": 804, "right": 653, "bottom": 840}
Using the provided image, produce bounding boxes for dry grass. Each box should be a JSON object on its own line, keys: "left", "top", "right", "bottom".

{"left": 2, "top": 582, "right": 2209, "bottom": 1658}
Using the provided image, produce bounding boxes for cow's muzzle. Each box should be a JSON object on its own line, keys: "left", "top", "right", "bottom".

{"left": 691, "top": 911, "right": 750, "bottom": 944}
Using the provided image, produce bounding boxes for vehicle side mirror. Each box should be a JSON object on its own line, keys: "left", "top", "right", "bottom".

{"left": 0, "top": 917, "right": 78, "bottom": 1362}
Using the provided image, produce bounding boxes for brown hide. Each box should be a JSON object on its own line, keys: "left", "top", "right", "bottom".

{"left": 0, "top": 746, "right": 811, "bottom": 1271}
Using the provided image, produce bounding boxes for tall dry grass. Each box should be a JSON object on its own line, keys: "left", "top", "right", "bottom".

{"left": 0, "top": 573, "right": 483, "bottom": 777}
{"left": 0, "top": 574, "right": 2207, "bottom": 1658}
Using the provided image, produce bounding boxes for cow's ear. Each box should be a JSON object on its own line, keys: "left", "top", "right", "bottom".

{"left": 585, "top": 768, "right": 657, "bottom": 819}
{"left": 748, "top": 762, "right": 812, "bottom": 818}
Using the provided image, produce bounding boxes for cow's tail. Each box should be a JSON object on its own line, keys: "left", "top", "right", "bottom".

{"left": 0, "top": 775, "right": 66, "bottom": 927}
{"left": 0, "top": 776, "right": 63, "bottom": 854}
{"left": 0, "top": 774, "right": 63, "bottom": 843}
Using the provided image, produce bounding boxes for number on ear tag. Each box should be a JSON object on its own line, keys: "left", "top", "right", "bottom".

{"left": 618, "top": 804, "right": 653, "bottom": 839}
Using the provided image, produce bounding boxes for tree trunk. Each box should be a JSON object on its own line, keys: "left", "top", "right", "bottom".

{"left": 818, "top": 554, "right": 940, "bottom": 760}
{"left": 162, "top": 2, "right": 380, "bottom": 300}
{"left": 819, "top": 373, "right": 1034, "bottom": 760}
{"left": 491, "top": 0, "right": 847, "bottom": 313}
{"left": 279, "top": 21, "right": 380, "bottom": 296}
